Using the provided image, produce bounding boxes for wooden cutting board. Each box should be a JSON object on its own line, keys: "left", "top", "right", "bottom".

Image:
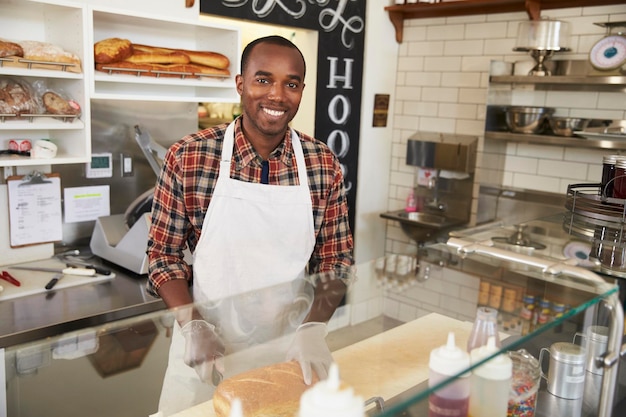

{"left": 172, "top": 313, "right": 474, "bottom": 417}
{"left": 0, "top": 258, "right": 114, "bottom": 301}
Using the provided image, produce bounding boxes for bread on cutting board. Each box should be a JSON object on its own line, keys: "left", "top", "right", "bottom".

{"left": 213, "top": 361, "right": 318, "bottom": 417}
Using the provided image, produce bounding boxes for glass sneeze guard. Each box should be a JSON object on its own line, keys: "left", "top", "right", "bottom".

{"left": 1, "top": 238, "right": 622, "bottom": 417}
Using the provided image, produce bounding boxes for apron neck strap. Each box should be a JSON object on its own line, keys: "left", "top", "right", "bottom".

{"left": 220, "top": 121, "right": 309, "bottom": 188}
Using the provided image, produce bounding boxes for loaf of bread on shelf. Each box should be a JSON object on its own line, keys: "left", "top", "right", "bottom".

{"left": 42, "top": 91, "right": 81, "bottom": 116}
{"left": 0, "top": 39, "right": 24, "bottom": 58}
{"left": 95, "top": 61, "right": 230, "bottom": 78}
{"left": 0, "top": 77, "right": 40, "bottom": 116}
{"left": 124, "top": 51, "right": 190, "bottom": 65}
{"left": 19, "top": 40, "right": 81, "bottom": 68}
{"left": 94, "top": 38, "right": 133, "bottom": 64}
{"left": 213, "top": 361, "right": 319, "bottom": 417}
{"left": 133, "top": 43, "right": 230, "bottom": 70}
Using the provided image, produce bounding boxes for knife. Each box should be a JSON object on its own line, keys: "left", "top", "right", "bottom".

{"left": 9, "top": 266, "right": 96, "bottom": 276}
{"left": 65, "top": 263, "right": 111, "bottom": 276}
{"left": 45, "top": 273, "right": 64, "bottom": 290}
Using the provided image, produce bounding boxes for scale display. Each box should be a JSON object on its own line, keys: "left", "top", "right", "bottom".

{"left": 589, "top": 34, "right": 626, "bottom": 70}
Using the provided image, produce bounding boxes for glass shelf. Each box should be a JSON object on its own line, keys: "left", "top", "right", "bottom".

{"left": 2, "top": 234, "right": 621, "bottom": 417}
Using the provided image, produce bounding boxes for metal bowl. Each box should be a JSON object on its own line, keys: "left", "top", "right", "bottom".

{"left": 548, "top": 117, "right": 590, "bottom": 137}
{"left": 505, "top": 106, "right": 555, "bottom": 134}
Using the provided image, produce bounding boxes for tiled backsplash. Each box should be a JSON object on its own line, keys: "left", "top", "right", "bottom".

{"left": 342, "top": 257, "right": 479, "bottom": 330}
{"left": 387, "top": 4, "right": 626, "bottom": 256}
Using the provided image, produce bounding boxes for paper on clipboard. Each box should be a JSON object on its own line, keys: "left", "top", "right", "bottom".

{"left": 7, "top": 172, "right": 63, "bottom": 247}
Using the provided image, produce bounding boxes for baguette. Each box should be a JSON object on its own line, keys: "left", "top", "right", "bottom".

{"left": 133, "top": 43, "right": 230, "bottom": 70}
{"left": 124, "top": 51, "right": 190, "bottom": 65}
{"left": 95, "top": 61, "right": 230, "bottom": 78}
{"left": 213, "top": 361, "right": 318, "bottom": 417}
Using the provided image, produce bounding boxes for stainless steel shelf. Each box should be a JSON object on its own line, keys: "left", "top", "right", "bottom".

{"left": 484, "top": 131, "right": 626, "bottom": 150}
{"left": 489, "top": 75, "right": 626, "bottom": 92}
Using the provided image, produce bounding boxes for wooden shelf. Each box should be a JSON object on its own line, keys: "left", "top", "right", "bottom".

{"left": 385, "top": 0, "right": 626, "bottom": 43}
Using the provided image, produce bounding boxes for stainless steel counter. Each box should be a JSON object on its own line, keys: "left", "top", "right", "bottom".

{"left": 0, "top": 258, "right": 166, "bottom": 348}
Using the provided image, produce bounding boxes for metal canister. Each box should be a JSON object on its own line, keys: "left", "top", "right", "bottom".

{"left": 539, "top": 342, "right": 586, "bottom": 399}
{"left": 574, "top": 325, "right": 609, "bottom": 375}
{"left": 612, "top": 156, "right": 626, "bottom": 199}
{"left": 600, "top": 154, "right": 619, "bottom": 198}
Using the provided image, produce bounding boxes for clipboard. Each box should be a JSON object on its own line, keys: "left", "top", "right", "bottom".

{"left": 7, "top": 171, "right": 63, "bottom": 248}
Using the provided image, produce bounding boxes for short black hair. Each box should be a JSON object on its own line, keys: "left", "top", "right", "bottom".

{"left": 240, "top": 35, "right": 306, "bottom": 79}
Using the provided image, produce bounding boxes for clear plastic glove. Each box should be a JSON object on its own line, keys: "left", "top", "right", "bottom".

{"left": 285, "top": 322, "right": 332, "bottom": 385}
{"left": 181, "top": 320, "right": 225, "bottom": 385}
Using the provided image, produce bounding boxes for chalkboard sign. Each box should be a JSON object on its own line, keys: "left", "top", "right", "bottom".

{"left": 200, "top": 0, "right": 366, "bottom": 234}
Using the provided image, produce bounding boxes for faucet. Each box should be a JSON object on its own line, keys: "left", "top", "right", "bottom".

{"left": 426, "top": 170, "right": 447, "bottom": 212}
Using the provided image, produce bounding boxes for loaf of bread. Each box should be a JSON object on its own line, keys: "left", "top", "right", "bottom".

{"left": 19, "top": 40, "right": 81, "bottom": 68}
{"left": 0, "top": 77, "right": 39, "bottom": 115}
{"left": 42, "top": 91, "right": 81, "bottom": 116}
{"left": 94, "top": 38, "right": 133, "bottom": 64}
{"left": 0, "top": 40, "right": 23, "bottom": 58}
{"left": 133, "top": 43, "right": 230, "bottom": 69}
{"left": 213, "top": 361, "right": 318, "bottom": 417}
{"left": 95, "top": 61, "right": 230, "bottom": 78}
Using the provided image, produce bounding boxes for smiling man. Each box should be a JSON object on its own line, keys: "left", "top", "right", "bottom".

{"left": 147, "top": 35, "right": 354, "bottom": 416}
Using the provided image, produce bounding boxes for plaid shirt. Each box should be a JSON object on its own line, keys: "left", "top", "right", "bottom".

{"left": 146, "top": 117, "right": 354, "bottom": 297}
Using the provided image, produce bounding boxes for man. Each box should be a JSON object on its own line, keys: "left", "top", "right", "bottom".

{"left": 147, "top": 35, "right": 354, "bottom": 415}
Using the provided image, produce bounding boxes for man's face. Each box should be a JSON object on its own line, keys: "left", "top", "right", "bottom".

{"left": 236, "top": 43, "right": 305, "bottom": 142}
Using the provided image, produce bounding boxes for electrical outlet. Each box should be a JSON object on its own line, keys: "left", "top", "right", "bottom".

{"left": 121, "top": 153, "right": 134, "bottom": 177}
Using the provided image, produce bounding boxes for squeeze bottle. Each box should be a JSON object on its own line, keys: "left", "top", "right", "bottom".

{"left": 228, "top": 398, "right": 243, "bottom": 417}
{"left": 466, "top": 306, "right": 500, "bottom": 352}
{"left": 299, "top": 362, "right": 365, "bottom": 417}
{"left": 469, "top": 336, "right": 512, "bottom": 417}
{"left": 405, "top": 190, "right": 417, "bottom": 212}
{"left": 428, "top": 332, "right": 470, "bottom": 417}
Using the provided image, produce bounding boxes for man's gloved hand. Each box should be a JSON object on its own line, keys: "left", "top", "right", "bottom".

{"left": 181, "top": 320, "right": 225, "bottom": 385}
{"left": 285, "top": 322, "right": 332, "bottom": 385}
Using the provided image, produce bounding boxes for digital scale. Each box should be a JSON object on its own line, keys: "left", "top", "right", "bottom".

{"left": 589, "top": 21, "right": 626, "bottom": 72}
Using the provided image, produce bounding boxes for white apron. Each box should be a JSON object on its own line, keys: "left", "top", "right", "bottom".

{"left": 155, "top": 122, "right": 316, "bottom": 416}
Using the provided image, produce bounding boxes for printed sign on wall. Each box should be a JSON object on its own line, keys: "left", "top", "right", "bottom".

{"left": 200, "top": 0, "right": 366, "bottom": 233}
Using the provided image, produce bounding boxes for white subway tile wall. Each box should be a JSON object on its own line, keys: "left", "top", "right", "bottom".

{"left": 387, "top": 4, "right": 626, "bottom": 256}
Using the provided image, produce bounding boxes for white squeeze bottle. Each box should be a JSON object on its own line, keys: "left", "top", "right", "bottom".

{"left": 428, "top": 332, "right": 470, "bottom": 417}
{"left": 469, "top": 336, "right": 512, "bottom": 417}
{"left": 299, "top": 363, "right": 364, "bottom": 417}
{"left": 229, "top": 398, "right": 244, "bottom": 417}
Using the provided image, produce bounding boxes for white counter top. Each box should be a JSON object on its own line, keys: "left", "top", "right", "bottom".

{"left": 172, "top": 312, "right": 474, "bottom": 417}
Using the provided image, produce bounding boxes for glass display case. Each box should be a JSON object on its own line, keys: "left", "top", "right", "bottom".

{"left": 1, "top": 230, "right": 623, "bottom": 417}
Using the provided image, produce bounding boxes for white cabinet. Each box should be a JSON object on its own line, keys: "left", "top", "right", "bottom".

{"left": 89, "top": 7, "right": 240, "bottom": 102}
{"left": 0, "top": 0, "right": 241, "bottom": 168}
{"left": 0, "top": 0, "right": 90, "bottom": 167}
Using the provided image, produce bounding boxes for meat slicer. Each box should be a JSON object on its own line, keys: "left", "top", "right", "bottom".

{"left": 90, "top": 125, "right": 191, "bottom": 274}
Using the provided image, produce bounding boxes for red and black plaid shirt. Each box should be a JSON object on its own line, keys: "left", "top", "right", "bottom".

{"left": 147, "top": 117, "right": 354, "bottom": 297}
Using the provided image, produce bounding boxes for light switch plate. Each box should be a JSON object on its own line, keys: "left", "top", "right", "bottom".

{"left": 121, "top": 153, "right": 134, "bottom": 177}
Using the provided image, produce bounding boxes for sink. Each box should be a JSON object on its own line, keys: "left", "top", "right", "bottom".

{"left": 380, "top": 210, "right": 467, "bottom": 244}
{"left": 397, "top": 211, "right": 447, "bottom": 226}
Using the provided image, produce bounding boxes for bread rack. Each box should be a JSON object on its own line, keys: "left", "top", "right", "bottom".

{"left": 563, "top": 182, "right": 626, "bottom": 278}
{"left": 97, "top": 65, "right": 229, "bottom": 80}
{"left": 0, "top": 56, "right": 80, "bottom": 72}
{"left": 0, "top": 113, "right": 79, "bottom": 123}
